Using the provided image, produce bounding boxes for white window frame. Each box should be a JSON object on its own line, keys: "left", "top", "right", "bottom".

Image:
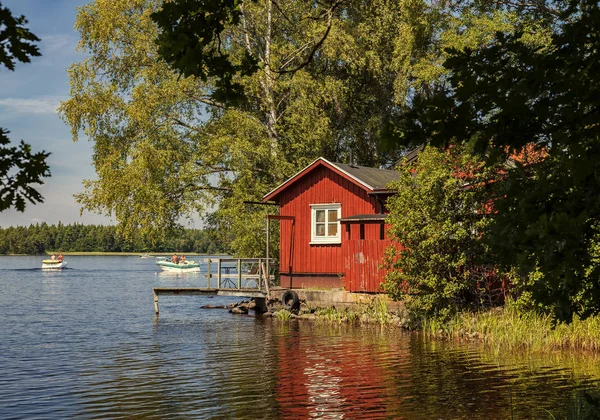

{"left": 310, "top": 203, "right": 341, "bottom": 245}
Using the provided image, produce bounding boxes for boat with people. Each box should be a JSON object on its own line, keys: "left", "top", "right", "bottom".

{"left": 42, "top": 259, "right": 67, "bottom": 270}
{"left": 156, "top": 255, "right": 200, "bottom": 272}
{"left": 42, "top": 252, "right": 67, "bottom": 270}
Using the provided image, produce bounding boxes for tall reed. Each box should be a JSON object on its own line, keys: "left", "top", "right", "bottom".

{"left": 422, "top": 305, "right": 600, "bottom": 352}
{"left": 274, "top": 309, "right": 293, "bottom": 321}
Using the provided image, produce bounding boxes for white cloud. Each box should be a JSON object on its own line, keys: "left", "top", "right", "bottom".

{"left": 0, "top": 97, "right": 63, "bottom": 115}
{"left": 40, "top": 34, "right": 78, "bottom": 54}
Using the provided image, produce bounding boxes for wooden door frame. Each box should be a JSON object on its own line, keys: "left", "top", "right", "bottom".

{"left": 266, "top": 215, "right": 295, "bottom": 286}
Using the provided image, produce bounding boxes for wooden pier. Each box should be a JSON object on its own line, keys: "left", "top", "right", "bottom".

{"left": 153, "top": 258, "right": 274, "bottom": 314}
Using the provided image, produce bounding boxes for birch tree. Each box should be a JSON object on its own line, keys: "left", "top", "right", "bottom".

{"left": 60, "top": 0, "right": 534, "bottom": 255}
{"left": 59, "top": 0, "right": 443, "bottom": 252}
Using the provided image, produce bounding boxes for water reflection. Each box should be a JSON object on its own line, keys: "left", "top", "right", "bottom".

{"left": 268, "top": 323, "right": 600, "bottom": 419}
{"left": 2, "top": 256, "right": 600, "bottom": 419}
{"left": 156, "top": 270, "right": 206, "bottom": 282}
{"left": 274, "top": 323, "right": 399, "bottom": 418}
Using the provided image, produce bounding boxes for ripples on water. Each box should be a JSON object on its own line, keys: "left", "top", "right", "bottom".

{"left": 1, "top": 256, "right": 599, "bottom": 419}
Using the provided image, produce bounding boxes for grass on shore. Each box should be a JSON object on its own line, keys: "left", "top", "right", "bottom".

{"left": 274, "top": 296, "right": 404, "bottom": 326}
{"left": 312, "top": 295, "right": 395, "bottom": 325}
{"left": 273, "top": 295, "right": 600, "bottom": 353}
{"left": 422, "top": 305, "right": 600, "bottom": 352}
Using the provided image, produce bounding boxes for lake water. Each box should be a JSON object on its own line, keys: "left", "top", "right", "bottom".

{"left": 1, "top": 255, "right": 600, "bottom": 419}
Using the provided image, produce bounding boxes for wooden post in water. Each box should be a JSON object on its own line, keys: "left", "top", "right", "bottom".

{"left": 262, "top": 258, "right": 271, "bottom": 297}
{"left": 266, "top": 218, "right": 270, "bottom": 284}
{"left": 259, "top": 258, "right": 263, "bottom": 291}
{"left": 217, "top": 259, "right": 222, "bottom": 289}
{"left": 206, "top": 258, "right": 211, "bottom": 288}
{"left": 253, "top": 297, "right": 268, "bottom": 314}
{"left": 153, "top": 289, "right": 159, "bottom": 314}
{"left": 265, "top": 217, "right": 271, "bottom": 298}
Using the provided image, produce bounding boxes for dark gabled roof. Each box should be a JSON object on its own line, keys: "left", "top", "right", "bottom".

{"left": 394, "top": 144, "right": 425, "bottom": 167}
{"left": 404, "top": 144, "right": 425, "bottom": 164}
{"left": 332, "top": 162, "right": 399, "bottom": 190}
{"left": 263, "top": 157, "right": 400, "bottom": 202}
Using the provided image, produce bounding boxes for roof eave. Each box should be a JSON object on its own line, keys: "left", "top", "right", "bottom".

{"left": 263, "top": 157, "right": 322, "bottom": 202}
{"left": 263, "top": 157, "right": 375, "bottom": 202}
{"left": 367, "top": 189, "right": 396, "bottom": 195}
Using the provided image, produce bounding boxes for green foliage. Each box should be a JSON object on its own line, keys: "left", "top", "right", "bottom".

{"left": 274, "top": 309, "right": 293, "bottom": 321}
{"left": 60, "top": 0, "right": 564, "bottom": 262}
{"left": 384, "top": 146, "right": 505, "bottom": 321}
{"left": 60, "top": 0, "right": 456, "bottom": 256}
{"left": 0, "top": 3, "right": 40, "bottom": 70}
{"left": 310, "top": 296, "right": 395, "bottom": 325}
{"left": 151, "top": 0, "right": 258, "bottom": 104}
{"left": 390, "top": 0, "right": 600, "bottom": 322}
{"left": 0, "top": 3, "right": 50, "bottom": 212}
{"left": 0, "top": 223, "right": 228, "bottom": 255}
{"left": 0, "top": 130, "right": 50, "bottom": 211}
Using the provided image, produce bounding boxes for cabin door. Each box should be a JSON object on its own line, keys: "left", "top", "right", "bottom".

{"left": 267, "top": 215, "right": 295, "bottom": 287}
{"left": 343, "top": 222, "right": 391, "bottom": 292}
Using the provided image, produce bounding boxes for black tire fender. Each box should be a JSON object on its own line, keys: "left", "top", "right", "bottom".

{"left": 282, "top": 290, "right": 300, "bottom": 311}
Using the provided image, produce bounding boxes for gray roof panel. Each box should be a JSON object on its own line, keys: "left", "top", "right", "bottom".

{"left": 331, "top": 161, "right": 399, "bottom": 190}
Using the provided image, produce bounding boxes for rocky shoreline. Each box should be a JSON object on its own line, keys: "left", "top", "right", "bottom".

{"left": 202, "top": 296, "right": 410, "bottom": 328}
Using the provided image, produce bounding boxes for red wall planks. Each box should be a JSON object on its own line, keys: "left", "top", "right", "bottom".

{"left": 342, "top": 236, "right": 394, "bottom": 292}
{"left": 278, "top": 166, "right": 379, "bottom": 277}
{"left": 272, "top": 163, "right": 398, "bottom": 292}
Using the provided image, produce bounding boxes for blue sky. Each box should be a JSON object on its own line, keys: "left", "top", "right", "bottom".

{"left": 0, "top": 0, "right": 114, "bottom": 227}
{"left": 1, "top": 1, "right": 209, "bottom": 230}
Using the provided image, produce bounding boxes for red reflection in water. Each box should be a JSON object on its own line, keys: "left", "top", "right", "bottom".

{"left": 274, "top": 328, "right": 408, "bottom": 419}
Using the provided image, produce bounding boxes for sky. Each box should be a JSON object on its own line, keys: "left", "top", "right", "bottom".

{"left": 0, "top": 0, "right": 204, "bottom": 229}
{"left": 0, "top": 0, "right": 109, "bottom": 227}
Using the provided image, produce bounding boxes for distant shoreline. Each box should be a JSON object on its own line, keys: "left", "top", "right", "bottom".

{"left": 3, "top": 252, "right": 229, "bottom": 257}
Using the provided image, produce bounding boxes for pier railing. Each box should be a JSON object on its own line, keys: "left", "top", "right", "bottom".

{"left": 205, "top": 258, "right": 276, "bottom": 292}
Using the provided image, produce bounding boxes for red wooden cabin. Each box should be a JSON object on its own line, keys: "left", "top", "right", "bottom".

{"left": 263, "top": 158, "right": 399, "bottom": 292}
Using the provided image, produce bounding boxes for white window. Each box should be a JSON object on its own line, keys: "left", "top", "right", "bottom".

{"left": 310, "top": 204, "right": 341, "bottom": 244}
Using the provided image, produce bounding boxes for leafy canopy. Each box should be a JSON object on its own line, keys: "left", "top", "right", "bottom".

{"left": 384, "top": 146, "right": 504, "bottom": 321}
{"left": 61, "top": 0, "right": 454, "bottom": 253}
{"left": 390, "top": 0, "right": 600, "bottom": 321}
{"left": 62, "top": 0, "right": 556, "bottom": 257}
{"left": 151, "top": 0, "right": 259, "bottom": 103}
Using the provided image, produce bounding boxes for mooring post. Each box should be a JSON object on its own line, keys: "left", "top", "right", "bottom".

{"left": 254, "top": 297, "right": 268, "bottom": 314}
{"left": 217, "top": 258, "right": 222, "bottom": 289}
{"left": 206, "top": 258, "right": 211, "bottom": 287}
{"left": 262, "top": 258, "right": 271, "bottom": 298}
{"left": 153, "top": 289, "right": 159, "bottom": 314}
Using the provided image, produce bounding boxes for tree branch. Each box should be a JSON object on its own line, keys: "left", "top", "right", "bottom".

{"left": 273, "top": 0, "right": 344, "bottom": 76}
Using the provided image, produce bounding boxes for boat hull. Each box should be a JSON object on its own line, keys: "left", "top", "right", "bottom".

{"left": 42, "top": 260, "right": 67, "bottom": 269}
{"left": 156, "top": 260, "right": 200, "bottom": 272}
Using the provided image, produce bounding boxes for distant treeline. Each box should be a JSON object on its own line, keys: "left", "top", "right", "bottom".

{"left": 0, "top": 223, "right": 229, "bottom": 255}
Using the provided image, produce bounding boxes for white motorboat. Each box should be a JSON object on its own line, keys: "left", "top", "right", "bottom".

{"left": 42, "top": 259, "right": 67, "bottom": 269}
{"left": 156, "top": 259, "right": 200, "bottom": 272}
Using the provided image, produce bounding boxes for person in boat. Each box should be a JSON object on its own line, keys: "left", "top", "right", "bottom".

{"left": 180, "top": 255, "right": 186, "bottom": 263}
{"left": 58, "top": 253, "right": 64, "bottom": 262}
{"left": 50, "top": 254, "right": 56, "bottom": 260}
{"left": 172, "top": 253, "right": 179, "bottom": 264}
